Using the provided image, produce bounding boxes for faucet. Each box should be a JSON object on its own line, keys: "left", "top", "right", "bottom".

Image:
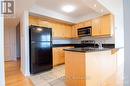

{"left": 98, "top": 41, "right": 103, "bottom": 49}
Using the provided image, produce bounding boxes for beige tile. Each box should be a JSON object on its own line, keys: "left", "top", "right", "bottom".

{"left": 49, "top": 77, "right": 65, "bottom": 86}
{"left": 29, "top": 65, "right": 65, "bottom": 86}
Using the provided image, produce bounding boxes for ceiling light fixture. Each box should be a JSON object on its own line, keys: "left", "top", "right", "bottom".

{"left": 94, "top": 4, "right": 97, "bottom": 7}
{"left": 101, "top": 9, "right": 104, "bottom": 12}
{"left": 62, "top": 5, "right": 76, "bottom": 13}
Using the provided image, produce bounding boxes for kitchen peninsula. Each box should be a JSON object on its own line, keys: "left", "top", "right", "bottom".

{"left": 64, "top": 48, "right": 119, "bottom": 86}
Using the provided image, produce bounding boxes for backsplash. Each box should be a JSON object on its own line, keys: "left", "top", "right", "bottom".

{"left": 74, "top": 36, "right": 115, "bottom": 44}
{"left": 53, "top": 28, "right": 115, "bottom": 44}
{"left": 52, "top": 36, "right": 115, "bottom": 44}
{"left": 52, "top": 38, "right": 73, "bottom": 44}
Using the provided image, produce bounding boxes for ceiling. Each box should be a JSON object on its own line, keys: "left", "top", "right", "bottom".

{"left": 4, "top": 0, "right": 110, "bottom": 28}
{"left": 36, "top": 0, "right": 98, "bottom": 19}
{"left": 33, "top": 0, "right": 109, "bottom": 22}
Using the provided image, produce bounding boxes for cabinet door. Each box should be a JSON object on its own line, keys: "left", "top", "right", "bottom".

{"left": 92, "top": 17, "right": 101, "bottom": 36}
{"left": 58, "top": 48, "right": 65, "bottom": 64}
{"left": 51, "top": 23, "right": 56, "bottom": 37}
{"left": 84, "top": 20, "right": 92, "bottom": 27}
{"left": 38, "top": 19, "right": 51, "bottom": 27}
{"left": 60, "top": 24, "right": 66, "bottom": 38}
{"left": 52, "top": 23, "right": 62, "bottom": 38}
{"left": 78, "top": 23, "right": 85, "bottom": 28}
{"left": 29, "top": 16, "right": 39, "bottom": 26}
{"left": 72, "top": 25, "right": 78, "bottom": 38}
{"left": 100, "top": 14, "right": 112, "bottom": 36}
{"left": 64, "top": 25, "right": 72, "bottom": 38}
{"left": 53, "top": 47, "right": 74, "bottom": 66}
{"left": 53, "top": 48, "right": 59, "bottom": 66}
{"left": 53, "top": 48, "right": 64, "bottom": 66}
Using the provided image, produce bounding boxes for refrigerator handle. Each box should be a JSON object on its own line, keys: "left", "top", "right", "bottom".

{"left": 31, "top": 41, "right": 36, "bottom": 44}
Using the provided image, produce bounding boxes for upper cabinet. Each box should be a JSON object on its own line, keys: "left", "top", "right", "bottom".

{"left": 84, "top": 20, "right": 92, "bottom": 27}
{"left": 52, "top": 23, "right": 72, "bottom": 38}
{"left": 100, "top": 14, "right": 113, "bottom": 36}
{"left": 72, "top": 20, "right": 92, "bottom": 38}
{"left": 29, "top": 16, "right": 73, "bottom": 38}
{"left": 72, "top": 14, "right": 114, "bottom": 37}
{"left": 76, "top": 20, "right": 92, "bottom": 29}
{"left": 29, "top": 14, "right": 114, "bottom": 38}
{"left": 92, "top": 14, "right": 114, "bottom": 36}
{"left": 71, "top": 25, "right": 79, "bottom": 38}
{"left": 29, "top": 16, "right": 39, "bottom": 26}
{"left": 64, "top": 25, "right": 72, "bottom": 38}
{"left": 92, "top": 17, "right": 101, "bottom": 36}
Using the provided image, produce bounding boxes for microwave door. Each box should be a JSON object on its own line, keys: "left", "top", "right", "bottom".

{"left": 78, "top": 27, "right": 91, "bottom": 37}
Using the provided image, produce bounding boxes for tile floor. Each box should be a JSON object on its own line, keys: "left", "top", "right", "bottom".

{"left": 29, "top": 65, "right": 65, "bottom": 86}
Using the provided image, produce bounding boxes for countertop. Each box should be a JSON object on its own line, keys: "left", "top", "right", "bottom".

{"left": 64, "top": 47, "right": 119, "bottom": 53}
{"left": 53, "top": 44, "right": 77, "bottom": 47}
{"left": 53, "top": 44, "right": 115, "bottom": 48}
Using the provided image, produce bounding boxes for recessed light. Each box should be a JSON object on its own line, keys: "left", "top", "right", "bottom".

{"left": 101, "top": 9, "right": 104, "bottom": 12}
{"left": 37, "top": 28, "right": 42, "bottom": 32}
{"left": 94, "top": 4, "right": 97, "bottom": 7}
{"left": 61, "top": 5, "right": 76, "bottom": 13}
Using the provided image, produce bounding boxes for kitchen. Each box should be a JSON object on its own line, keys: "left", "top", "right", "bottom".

{"left": 3, "top": 0, "right": 124, "bottom": 86}
{"left": 29, "top": 13, "right": 114, "bottom": 67}
{"left": 28, "top": 11, "right": 118, "bottom": 86}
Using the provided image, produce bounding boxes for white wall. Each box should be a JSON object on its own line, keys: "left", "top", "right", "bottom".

{"left": 0, "top": 5, "right": 5, "bottom": 86}
{"left": 124, "top": 0, "right": 130, "bottom": 86}
{"left": 20, "top": 11, "right": 30, "bottom": 76}
{"left": 97, "top": 0, "right": 124, "bottom": 86}
{"left": 4, "top": 27, "right": 17, "bottom": 61}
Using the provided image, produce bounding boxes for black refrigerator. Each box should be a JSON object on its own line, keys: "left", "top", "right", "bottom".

{"left": 29, "top": 25, "right": 53, "bottom": 74}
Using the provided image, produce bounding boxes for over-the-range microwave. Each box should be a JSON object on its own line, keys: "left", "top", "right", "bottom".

{"left": 78, "top": 26, "right": 92, "bottom": 37}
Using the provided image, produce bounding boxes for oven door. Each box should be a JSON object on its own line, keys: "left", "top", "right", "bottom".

{"left": 78, "top": 26, "right": 92, "bottom": 37}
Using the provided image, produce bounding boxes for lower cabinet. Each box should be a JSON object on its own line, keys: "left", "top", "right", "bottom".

{"left": 92, "top": 14, "right": 113, "bottom": 36}
{"left": 65, "top": 50, "right": 117, "bottom": 86}
{"left": 53, "top": 46, "right": 74, "bottom": 66}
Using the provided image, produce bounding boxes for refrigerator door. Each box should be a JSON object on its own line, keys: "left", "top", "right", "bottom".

{"left": 29, "top": 26, "right": 52, "bottom": 42}
{"left": 30, "top": 42, "right": 52, "bottom": 74}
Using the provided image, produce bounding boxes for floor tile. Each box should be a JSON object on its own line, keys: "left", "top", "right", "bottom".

{"left": 29, "top": 65, "right": 65, "bottom": 86}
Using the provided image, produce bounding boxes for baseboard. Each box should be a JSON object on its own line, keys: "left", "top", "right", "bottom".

{"left": 20, "top": 68, "right": 30, "bottom": 77}
{"left": 4, "top": 57, "right": 17, "bottom": 62}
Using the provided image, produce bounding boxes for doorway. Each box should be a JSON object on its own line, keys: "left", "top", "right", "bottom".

{"left": 4, "top": 20, "right": 33, "bottom": 86}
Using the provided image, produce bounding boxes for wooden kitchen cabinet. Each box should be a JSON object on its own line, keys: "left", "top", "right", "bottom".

{"left": 78, "top": 22, "right": 85, "bottom": 28}
{"left": 84, "top": 20, "right": 92, "bottom": 27}
{"left": 53, "top": 23, "right": 63, "bottom": 37}
{"left": 64, "top": 25, "right": 72, "bottom": 38}
{"left": 53, "top": 46, "right": 74, "bottom": 66}
{"left": 72, "top": 14, "right": 113, "bottom": 37}
{"left": 65, "top": 50, "right": 117, "bottom": 86}
{"left": 71, "top": 25, "right": 78, "bottom": 38}
{"left": 92, "top": 14, "right": 113, "bottom": 36}
{"left": 92, "top": 17, "right": 101, "bottom": 36}
{"left": 29, "top": 16, "right": 39, "bottom": 26}
{"left": 52, "top": 23, "right": 72, "bottom": 38}
{"left": 73, "top": 20, "right": 92, "bottom": 29}
{"left": 71, "top": 20, "right": 92, "bottom": 38}
{"left": 53, "top": 47, "right": 64, "bottom": 66}
{"left": 29, "top": 16, "right": 73, "bottom": 38}
{"left": 38, "top": 19, "right": 52, "bottom": 28}
{"left": 100, "top": 14, "right": 113, "bottom": 36}
{"left": 77, "top": 20, "right": 92, "bottom": 29}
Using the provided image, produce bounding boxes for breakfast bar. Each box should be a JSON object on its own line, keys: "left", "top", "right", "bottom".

{"left": 64, "top": 48, "right": 119, "bottom": 86}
